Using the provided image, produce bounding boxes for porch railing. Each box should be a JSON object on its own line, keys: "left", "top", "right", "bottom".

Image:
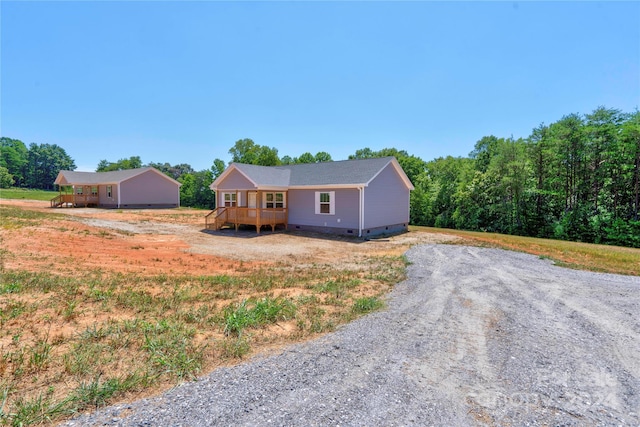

{"left": 205, "top": 207, "right": 287, "bottom": 233}
{"left": 50, "top": 194, "right": 98, "bottom": 208}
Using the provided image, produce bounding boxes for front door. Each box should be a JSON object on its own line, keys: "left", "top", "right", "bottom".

{"left": 248, "top": 192, "right": 257, "bottom": 217}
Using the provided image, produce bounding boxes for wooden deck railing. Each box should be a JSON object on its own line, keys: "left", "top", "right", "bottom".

{"left": 50, "top": 194, "right": 99, "bottom": 208}
{"left": 205, "top": 207, "right": 287, "bottom": 233}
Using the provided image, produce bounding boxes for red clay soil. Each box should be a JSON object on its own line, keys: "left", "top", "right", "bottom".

{"left": 1, "top": 199, "right": 259, "bottom": 276}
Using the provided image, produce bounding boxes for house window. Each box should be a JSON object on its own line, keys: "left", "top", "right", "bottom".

{"left": 76, "top": 187, "right": 83, "bottom": 195}
{"left": 223, "top": 193, "right": 237, "bottom": 207}
{"left": 107, "top": 186, "right": 112, "bottom": 198}
{"left": 315, "top": 191, "right": 335, "bottom": 215}
{"left": 91, "top": 186, "right": 98, "bottom": 196}
{"left": 264, "top": 192, "right": 285, "bottom": 208}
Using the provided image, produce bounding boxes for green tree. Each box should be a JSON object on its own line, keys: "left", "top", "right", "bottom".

{"left": 620, "top": 111, "right": 640, "bottom": 221}
{"left": 549, "top": 114, "right": 586, "bottom": 214}
{"left": 485, "top": 138, "right": 531, "bottom": 234}
{"left": 192, "top": 169, "right": 216, "bottom": 208}
{"left": 25, "top": 143, "right": 76, "bottom": 189}
{"left": 0, "top": 137, "right": 29, "bottom": 186}
{"left": 314, "top": 151, "right": 332, "bottom": 163}
{"left": 296, "top": 152, "right": 315, "bottom": 164}
{"left": 179, "top": 173, "right": 196, "bottom": 207}
{"left": 425, "top": 156, "right": 473, "bottom": 228}
{"left": 280, "top": 155, "right": 294, "bottom": 165}
{"left": 409, "top": 172, "right": 431, "bottom": 226}
{"left": 348, "top": 147, "right": 375, "bottom": 159}
{"left": 0, "top": 166, "right": 15, "bottom": 188}
{"left": 584, "top": 106, "right": 625, "bottom": 216}
{"left": 229, "top": 139, "right": 280, "bottom": 166}
{"left": 470, "top": 135, "right": 501, "bottom": 173}
{"left": 96, "top": 156, "right": 143, "bottom": 172}
{"left": 211, "top": 158, "right": 226, "bottom": 180}
{"left": 179, "top": 169, "right": 216, "bottom": 209}
{"left": 146, "top": 162, "right": 195, "bottom": 180}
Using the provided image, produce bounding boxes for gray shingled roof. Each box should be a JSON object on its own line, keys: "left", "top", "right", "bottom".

{"left": 230, "top": 157, "right": 399, "bottom": 187}
{"left": 54, "top": 167, "right": 177, "bottom": 186}
{"left": 232, "top": 163, "right": 291, "bottom": 187}
{"left": 285, "top": 157, "right": 394, "bottom": 186}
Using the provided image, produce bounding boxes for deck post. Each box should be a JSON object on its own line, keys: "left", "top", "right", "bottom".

{"left": 256, "top": 190, "right": 261, "bottom": 234}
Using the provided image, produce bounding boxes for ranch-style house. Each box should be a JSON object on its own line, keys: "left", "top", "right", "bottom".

{"left": 52, "top": 167, "right": 181, "bottom": 208}
{"left": 206, "top": 156, "right": 414, "bottom": 237}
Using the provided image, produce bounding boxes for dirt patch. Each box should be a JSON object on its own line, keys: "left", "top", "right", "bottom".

{"left": 1, "top": 198, "right": 459, "bottom": 276}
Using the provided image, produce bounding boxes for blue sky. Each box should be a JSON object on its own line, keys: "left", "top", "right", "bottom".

{"left": 2, "top": 1, "right": 639, "bottom": 172}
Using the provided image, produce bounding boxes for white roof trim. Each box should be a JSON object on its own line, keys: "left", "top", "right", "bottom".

{"left": 210, "top": 164, "right": 258, "bottom": 190}
{"left": 365, "top": 157, "right": 414, "bottom": 190}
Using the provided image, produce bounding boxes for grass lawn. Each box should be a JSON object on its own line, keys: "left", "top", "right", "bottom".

{"left": 0, "top": 187, "right": 58, "bottom": 201}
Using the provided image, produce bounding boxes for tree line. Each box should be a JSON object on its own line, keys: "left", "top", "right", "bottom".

{"left": 2, "top": 106, "right": 639, "bottom": 247}
{"left": 414, "top": 107, "right": 640, "bottom": 247}
{"left": 0, "top": 138, "right": 76, "bottom": 190}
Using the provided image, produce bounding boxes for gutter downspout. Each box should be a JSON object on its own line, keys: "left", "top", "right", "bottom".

{"left": 358, "top": 186, "right": 364, "bottom": 238}
{"left": 117, "top": 183, "right": 121, "bottom": 208}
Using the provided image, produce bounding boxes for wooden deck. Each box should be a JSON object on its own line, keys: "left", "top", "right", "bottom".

{"left": 51, "top": 194, "right": 99, "bottom": 208}
{"left": 205, "top": 207, "right": 288, "bottom": 233}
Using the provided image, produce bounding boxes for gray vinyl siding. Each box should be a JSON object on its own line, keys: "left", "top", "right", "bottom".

{"left": 98, "top": 184, "right": 118, "bottom": 208}
{"left": 363, "top": 164, "right": 410, "bottom": 229}
{"left": 216, "top": 170, "right": 255, "bottom": 190}
{"left": 119, "top": 170, "right": 180, "bottom": 207}
{"left": 288, "top": 188, "right": 360, "bottom": 229}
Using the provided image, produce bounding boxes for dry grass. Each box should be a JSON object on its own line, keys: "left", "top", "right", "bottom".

{"left": 412, "top": 226, "right": 640, "bottom": 276}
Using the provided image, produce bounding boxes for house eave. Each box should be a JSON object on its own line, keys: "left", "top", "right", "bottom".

{"left": 287, "top": 183, "right": 368, "bottom": 190}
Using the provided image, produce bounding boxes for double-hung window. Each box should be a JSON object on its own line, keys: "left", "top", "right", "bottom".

{"left": 315, "top": 191, "right": 335, "bottom": 215}
{"left": 264, "top": 192, "right": 285, "bottom": 209}
{"left": 223, "top": 193, "right": 237, "bottom": 207}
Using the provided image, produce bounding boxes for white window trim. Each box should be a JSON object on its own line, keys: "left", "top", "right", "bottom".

{"left": 263, "top": 192, "right": 286, "bottom": 209}
{"left": 315, "top": 191, "right": 335, "bottom": 215}
{"left": 221, "top": 192, "right": 239, "bottom": 207}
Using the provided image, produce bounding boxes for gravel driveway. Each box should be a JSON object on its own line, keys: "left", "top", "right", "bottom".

{"left": 64, "top": 245, "right": 640, "bottom": 426}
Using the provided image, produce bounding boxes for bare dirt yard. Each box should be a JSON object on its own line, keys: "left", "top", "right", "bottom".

{"left": 1, "top": 199, "right": 457, "bottom": 276}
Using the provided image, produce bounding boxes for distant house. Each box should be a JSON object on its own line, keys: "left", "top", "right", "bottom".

{"left": 207, "top": 157, "right": 414, "bottom": 237}
{"left": 52, "top": 167, "right": 181, "bottom": 208}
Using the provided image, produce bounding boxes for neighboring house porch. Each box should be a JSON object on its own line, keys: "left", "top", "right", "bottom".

{"left": 50, "top": 184, "right": 110, "bottom": 208}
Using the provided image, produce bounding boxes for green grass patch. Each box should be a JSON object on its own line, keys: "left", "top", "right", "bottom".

{"left": 0, "top": 187, "right": 58, "bottom": 201}
{"left": 0, "top": 205, "right": 65, "bottom": 229}
{"left": 223, "top": 297, "right": 297, "bottom": 337}
{"left": 352, "top": 297, "right": 385, "bottom": 314}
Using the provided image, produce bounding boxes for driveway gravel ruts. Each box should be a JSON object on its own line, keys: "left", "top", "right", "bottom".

{"left": 64, "top": 244, "right": 640, "bottom": 426}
